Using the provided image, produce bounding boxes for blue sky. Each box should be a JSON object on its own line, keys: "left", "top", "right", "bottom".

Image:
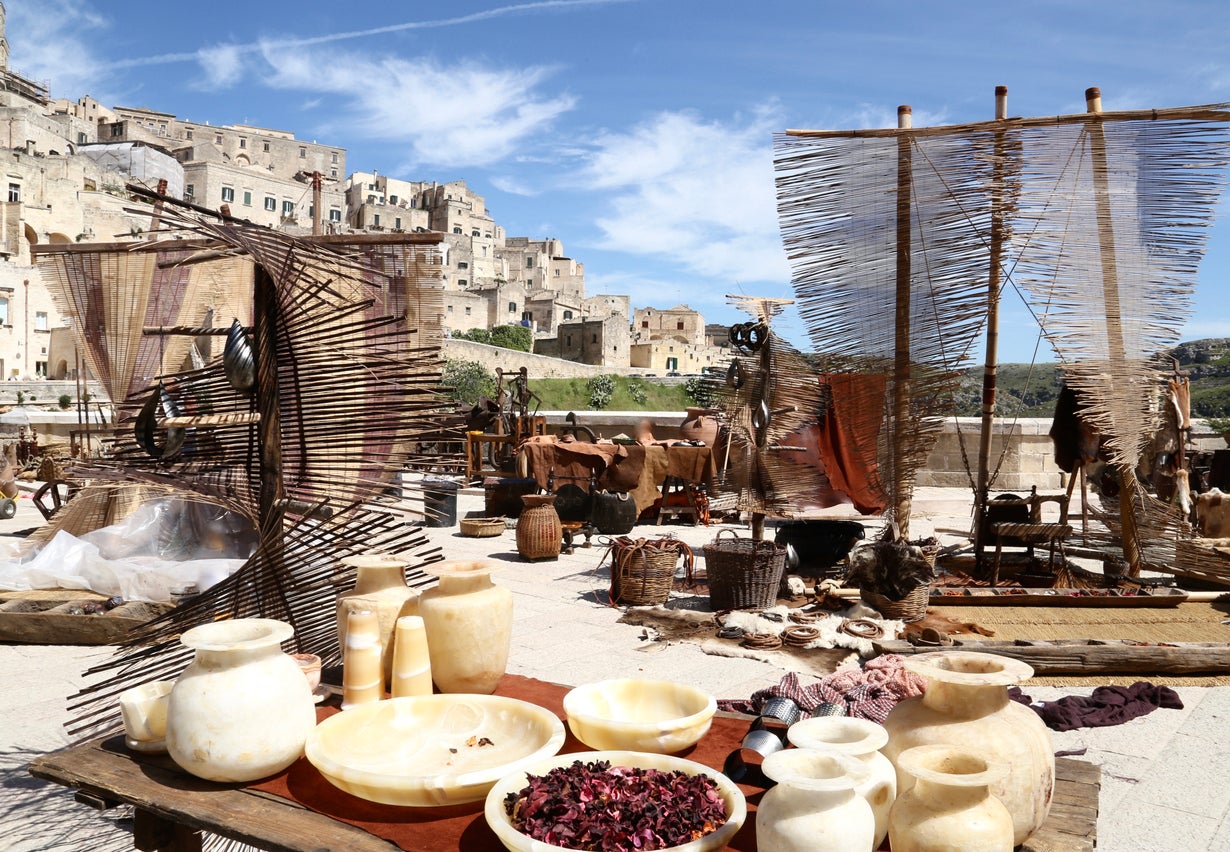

{"left": 7, "top": 0, "right": 1230, "bottom": 363}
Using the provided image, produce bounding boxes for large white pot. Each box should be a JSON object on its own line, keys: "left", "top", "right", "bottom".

{"left": 166, "top": 618, "right": 316, "bottom": 782}
{"left": 882, "top": 651, "right": 1053, "bottom": 846}
{"left": 756, "top": 749, "right": 875, "bottom": 852}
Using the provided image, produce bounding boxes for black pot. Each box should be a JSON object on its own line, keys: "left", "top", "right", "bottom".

{"left": 591, "top": 491, "right": 638, "bottom": 535}
{"left": 774, "top": 520, "right": 866, "bottom": 578}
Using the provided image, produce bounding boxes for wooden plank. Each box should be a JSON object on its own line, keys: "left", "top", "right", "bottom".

{"left": 28, "top": 737, "right": 396, "bottom": 852}
{"left": 929, "top": 586, "right": 1187, "bottom": 607}
{"left": 874, "top": 638, "right": 1230, "bottom": 674}
{"left": 0, "top": 598, "right": 172, "bottom": 645}
{"left": 1020, "top": 758, "right": 1100, "bottom": 852}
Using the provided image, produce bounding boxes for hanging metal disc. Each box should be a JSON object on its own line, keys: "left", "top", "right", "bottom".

{"left": 222, "top": 318, "right": 256, "bottom": 392}
{"left": 134, "top": 383, "right": 186, "bottom": 460}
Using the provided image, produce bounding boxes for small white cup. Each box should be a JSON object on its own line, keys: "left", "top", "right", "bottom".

{"left": 118, "top": 680, "right": 174, "bottom": 752}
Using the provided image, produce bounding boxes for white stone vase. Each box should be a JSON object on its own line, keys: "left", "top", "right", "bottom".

{"left": 787, "top": 716, "right": 896, "bottom": 849}
{"left": 166, "top": 618, "right": 316, "bottom": 783}
{"left": 882, "top": 651, "right": 1053, "bottom": 846}
{"left": 418, "top": 560, "right": 513, "bottom": 694}
{"left": 336, "top": 552, "right": 420, "bottom": 690}
{"left": 756, "top": 749, "right": 875, "bottom": 852}
{"left": 888, "top": 745, "right": 1014, "bottom": 852}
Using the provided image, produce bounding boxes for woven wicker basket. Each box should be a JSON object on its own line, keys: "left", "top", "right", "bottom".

{"left": 862, "top": 584, "right": 930, "bottom": 623}
{"left": 608, "top": 537, "right": 692, "bottom": 607}
{"left": 460, "top": 517, "right": 505, "bottom": 538}
{"left": 703, "top": 530, "right": 787, "bottom": 610}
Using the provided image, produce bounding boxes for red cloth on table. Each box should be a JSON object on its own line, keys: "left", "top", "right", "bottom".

{"left": 249, "top": 675, "right": 764, "bottom": 851}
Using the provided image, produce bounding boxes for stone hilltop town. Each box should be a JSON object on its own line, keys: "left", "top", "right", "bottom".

{"left": 0, "top": 9, "right": 730, "bottom": 386}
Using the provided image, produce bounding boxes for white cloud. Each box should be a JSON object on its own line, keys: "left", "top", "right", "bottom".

{"left": 194, "top": 44, "right": 247, "bottom": 91}
{"left": 257, "top": 44, "right": 575, "bottom": 169}
{"left": 4, "top": 0, "right": 110, "bottom": 97}
{"left": 580, "top": 108, "right": 791, "bottom": 285}
{"left": 490, "top": 176, "right": 540, "bottom": 196}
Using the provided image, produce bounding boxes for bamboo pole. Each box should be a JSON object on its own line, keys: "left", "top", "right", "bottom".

{"left": 254, "top": 265, "right": 287, "bottom": 611}
{"left": 785, "top": 102, "right": 1230, "bottom": 139}
{"left": 892, "top": 105, "right": 914, "bottom": 541}
{"left": 974, "top": 86, "right": 1010, "bottom": 577}
{"left": 1085, "top": 86, "right": 1143, "bottom": 576}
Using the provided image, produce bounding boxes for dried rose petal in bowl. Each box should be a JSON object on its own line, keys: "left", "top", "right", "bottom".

{"left": 484, "top": 750, "right": 746, "bottom": 852}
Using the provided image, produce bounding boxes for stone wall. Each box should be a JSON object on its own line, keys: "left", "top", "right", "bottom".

{"left": 441, "top": 339, "right": 613, "bottom": 378}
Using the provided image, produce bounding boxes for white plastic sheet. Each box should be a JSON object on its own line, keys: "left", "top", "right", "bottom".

{"left": 0, "top": 498, "right": 254, "bottom": 602}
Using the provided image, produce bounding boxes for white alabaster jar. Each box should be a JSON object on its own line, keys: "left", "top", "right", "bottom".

{"left": 882, "top": 651, "right": 1053, "bottom": 846}
{"left": 888, "top": 745, "right": 1014, "bottom": 852}
{"left": 787, "top": 715, "right": 896, "bottom": 849}
{"left": 756, "top": 749, "right": 875, "bottom": 852}
{"left": 418, "top": 560, "right": 513, "bottom": 694}
{"left": 166, "top": 618, "right": 316, "bottom": 783}
{"left": 336, "top": 553, "right": 420, "bottom": 691}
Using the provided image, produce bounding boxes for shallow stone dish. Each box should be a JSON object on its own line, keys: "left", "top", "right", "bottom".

{"left": 305, "top": 694, "right": 566, "bottom": 807}
{"left": 484, "top": 749, "right": 746, "bottom": 852}
{"left": 562, "top": 678, "right": 716, "bottom": 754}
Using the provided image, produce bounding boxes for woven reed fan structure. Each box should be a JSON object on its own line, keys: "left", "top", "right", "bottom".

{"left": 32, "top": 192, "right": 454, "bottom": 737}
{"left": 715, "top": 296, "right": 846, "bottom": 538}
{"left": 776, "top": 88, "right": 1230, "bottom": 578}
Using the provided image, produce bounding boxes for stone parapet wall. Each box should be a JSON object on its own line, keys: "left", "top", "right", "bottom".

{"left": 442, "top": 339, "right": 613, "bottom": 379}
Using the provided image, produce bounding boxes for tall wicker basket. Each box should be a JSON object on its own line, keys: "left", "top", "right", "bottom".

{"left": 702, "top": 530, "right": 788, "bottom": 610}
{"left": 516, "top": 494, "right": 562, "bottom": 560}
{"left": 607, "top": 537, "right": 693, "bottom": 607}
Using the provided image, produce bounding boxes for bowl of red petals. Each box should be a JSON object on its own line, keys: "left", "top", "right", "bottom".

{"left": 485, "top": 751, "right": 746, "bottom": 852}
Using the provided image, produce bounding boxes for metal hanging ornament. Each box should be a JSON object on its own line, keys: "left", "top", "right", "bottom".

{"left": 222, "top": 318, "right": 256, "bottom": 393}
{"left": 134, "top": 382, "right": 186, "bottom": 460}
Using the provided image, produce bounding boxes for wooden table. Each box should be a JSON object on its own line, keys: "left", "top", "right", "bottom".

{"left": 28, "top": 675, "right": 1099, "bottom": 851}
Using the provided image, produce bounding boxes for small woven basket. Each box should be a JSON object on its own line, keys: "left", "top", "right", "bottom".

{"left": 703, "top": 529, "right": 788, "bottom": 610}
{"left": 460, "top": 517, "right": 505, "bottom": 538}
{"left": 862, "top": 584, "right": 930, "bottom": 623}
{"left": 607, "top": 537, "right": 692, "bottom": 607}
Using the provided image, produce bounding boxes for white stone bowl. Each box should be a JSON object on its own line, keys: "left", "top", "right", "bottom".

{"left": 562, "top": 678, "right": 716, "bottom": 754}
{"left": 484, "top": 749, "right": 746, "bottom": 852}
{"left": 305, "top": 694, "right": 565, "bottom": 807}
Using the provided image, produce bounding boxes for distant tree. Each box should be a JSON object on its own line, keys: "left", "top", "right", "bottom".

{"left": 441, "top": 359, "right": 495, "bottom": 405}
{"left": 488, "top": 324, "right": 533, "bottom": 352}
{"left": 453, "top": 328, "right": 493, "bottom": 345}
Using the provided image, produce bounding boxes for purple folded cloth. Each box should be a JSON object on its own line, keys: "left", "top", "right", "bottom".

{"left": 1010, "top": 682, "right": 1183, "bottom": 732}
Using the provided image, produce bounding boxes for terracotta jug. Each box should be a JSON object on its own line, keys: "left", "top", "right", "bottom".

{"left": 882, "top": 651, "right": 1053, "bottom": 846}
{"left": 418, "top": 560, "right": 513, "bottom": 694}
{"left": 888, "top": 745, "right": 1014, "bottom": 852}
{"left": 679, "top": 407, "right": 720, "bottom": 446}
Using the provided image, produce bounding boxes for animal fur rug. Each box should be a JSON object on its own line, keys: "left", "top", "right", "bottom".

{"left": 618, "top": 602, "right": 904, "bottom": 678}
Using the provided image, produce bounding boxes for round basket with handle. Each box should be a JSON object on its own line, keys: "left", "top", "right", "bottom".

{"left": 605, "top": 536, "right": 693, "bottom": 607}
{"left": 702, "top": 529, "right": 788, "bottom": 610}
{"left": 862, "top": 584, "right": 930, "bottom": 622}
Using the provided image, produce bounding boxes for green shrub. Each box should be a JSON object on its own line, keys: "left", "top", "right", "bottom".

{"left": 684, "top": 376, "right": 718, "bottom": 407}
{"left": 587, "top": 374, "right": 617, "bottom": 409}
{"left": 628, "top": 381, "right": 648, "bottom": 405}
{"left": 58, "top": 394, "right": 72, "bottom": 410}
{"left": 440, "top": 359, "right": 495, "bottom": 405}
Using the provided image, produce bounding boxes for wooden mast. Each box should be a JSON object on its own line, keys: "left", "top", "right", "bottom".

{"left": 254, "top": 264, "right": 287, "bottom": 609}
{"left": 1085, "top": 86, "right": 1143, "bottom": 576}
{"left": 892, "top": 104, "right": 914, "bottom": 540}
{"left": 974, "top": 86, "right": 1010, "bottom": 576}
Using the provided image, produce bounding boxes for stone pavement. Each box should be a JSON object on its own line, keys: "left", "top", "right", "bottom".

{"left": 2, "top": 486, "right": 1229, "bottom": 850}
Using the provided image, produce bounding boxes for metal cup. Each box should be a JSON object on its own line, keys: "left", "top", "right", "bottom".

{"left": 761, "top": 695, "right": 802, "bottom": 727}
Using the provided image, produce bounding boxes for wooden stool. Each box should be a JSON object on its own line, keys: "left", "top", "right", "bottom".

{"left": 990, "top": 521, "right": 1073, "bottom": 586}
{"left": 657, "top": 476, "right": 699, "bottom": 525}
